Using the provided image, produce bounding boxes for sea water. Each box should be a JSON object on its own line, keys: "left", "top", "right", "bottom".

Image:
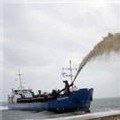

{"left": 1, "top": 97, "right": 120, "bottom": 120}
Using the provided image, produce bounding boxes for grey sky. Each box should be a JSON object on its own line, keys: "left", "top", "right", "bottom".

{"left": 1, "top": 1, "right": 120, "bottom": 101}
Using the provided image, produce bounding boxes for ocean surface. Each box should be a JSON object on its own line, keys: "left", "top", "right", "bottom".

{"left": 1, "top": 97, "right": 120, "bottom": 120}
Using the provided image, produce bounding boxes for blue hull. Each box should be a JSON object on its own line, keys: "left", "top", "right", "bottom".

{"left": 8, "top": 88, "right": 93, "bottom": 112}
{"left": 8, "top": 102, "right": 48, "bottom": 111}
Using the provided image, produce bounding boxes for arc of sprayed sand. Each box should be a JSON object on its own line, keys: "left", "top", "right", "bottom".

{"left": 72, "top": 33, "right": 120, "bottom": 83}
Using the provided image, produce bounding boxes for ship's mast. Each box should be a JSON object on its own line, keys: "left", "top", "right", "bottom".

{"left": 69, "top": 60, "right": 73, "bottom": 83}
{"left": 17, "top": 70, "right": 23, "bottom": 90}
{"left": 62, "top": 60, "right": 77, "bottom": 91}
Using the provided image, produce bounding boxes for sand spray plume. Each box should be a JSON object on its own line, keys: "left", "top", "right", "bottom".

{"left": 73, "top": 33, "right": 120, "bottom": 83}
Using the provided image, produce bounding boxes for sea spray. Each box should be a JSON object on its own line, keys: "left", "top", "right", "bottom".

{"left": 73, "top": 33, "right": 120, "bottom": 82}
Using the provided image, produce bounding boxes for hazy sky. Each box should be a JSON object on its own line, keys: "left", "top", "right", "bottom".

{"left": 1, "top": 0, "right": 120, "bottom": 101}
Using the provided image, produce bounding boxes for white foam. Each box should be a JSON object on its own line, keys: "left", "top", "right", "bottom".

{"left": 0, "top": 106, "right": 8, "bottom": 110}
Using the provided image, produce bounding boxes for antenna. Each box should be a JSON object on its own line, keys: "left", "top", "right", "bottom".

{"left": 17, "top": 70, "right": 23, "bottom": 90}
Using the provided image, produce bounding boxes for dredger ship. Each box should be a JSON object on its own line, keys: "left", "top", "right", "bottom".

{"left": 8, "top": 61, "right": 93, "bottom": 113}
